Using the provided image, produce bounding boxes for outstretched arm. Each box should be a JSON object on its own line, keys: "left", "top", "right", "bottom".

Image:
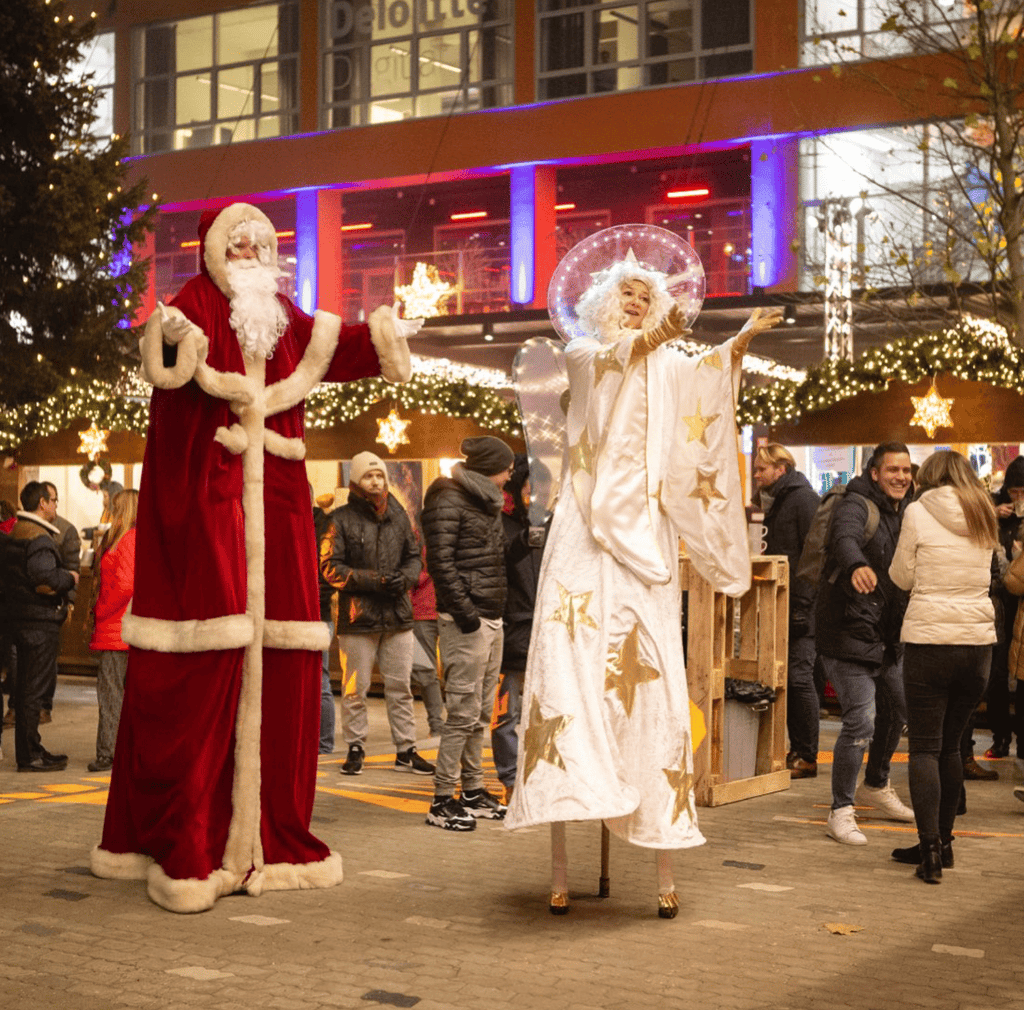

{"left": 732, "top": 306, "right": 785, "bottom": 361}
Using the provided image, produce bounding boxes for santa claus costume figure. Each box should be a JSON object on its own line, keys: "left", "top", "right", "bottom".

{"left": 90, "top": 203, "right": 418, "bottom": 912}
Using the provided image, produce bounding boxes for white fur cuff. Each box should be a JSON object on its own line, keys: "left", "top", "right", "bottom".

{"left": 264, "top": 430, "right": 306, "bottom": 460}
{"left": 250, "top": 851, "right": 344, "bottom": 896}
{"left": 122, "top": 609, "right": 254, "bottom": 653}
{"left": 263, "top": 620, "right": 331, "bottom": 651}
{"left": 139, "top": 307, "right": 205, "bottom": 389}
{"left": 90, "top": 845, "right": 153, "bottom": 881}
{"left": 368, "top": 305, "right": 412, "bottom": 383}
{"left": 147, "top": 863, "right": 241, "bottom": 914}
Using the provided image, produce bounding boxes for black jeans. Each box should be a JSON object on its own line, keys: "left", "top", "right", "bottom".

{"left": 12, "top": 625, "right": 60, "bottom": 767}
{"left": 904, "top": 643, "right": 991, "bottom": 843}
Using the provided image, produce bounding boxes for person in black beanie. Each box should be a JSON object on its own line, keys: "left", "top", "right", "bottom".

{"left": 421, "top": 435, "right": 514, "bottom": 830}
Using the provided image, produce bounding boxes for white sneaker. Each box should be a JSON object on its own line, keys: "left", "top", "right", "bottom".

{"left": 855, "top": 781, "right": 915, "bottom": 822}
{"left": 827, "top": 805, "right": 867, "bottom": 845}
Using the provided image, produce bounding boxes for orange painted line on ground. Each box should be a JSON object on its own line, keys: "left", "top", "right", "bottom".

{"left": 38, "top": 791, "right": 110, "bottom": 805}
{"left": 318, "top": 785, "right": 429, "bottom": 813}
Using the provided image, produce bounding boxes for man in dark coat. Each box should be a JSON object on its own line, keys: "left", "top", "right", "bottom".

{"left": 422, "top": 435, "right": 513, "bottom": 831}
{"left": 754, "top": 444, "right": 821, "bottom": 779}
{"left": 816, "top": 442, "right": 915, "bottom": 845}
{"left": 0, "top": 481, "right": 78, "bottom": 771}
{"left": 320, "top": 452, "right": 427, "bottom": 776}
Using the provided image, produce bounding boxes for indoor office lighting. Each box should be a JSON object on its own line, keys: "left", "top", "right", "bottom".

{"left": 179, "top": 229, "right": 294, "bottom": 250}
{"left": 450, "top": 210, "right": 488, "bottom": 220}
{"left": 666, "top": 187, "right": 710, "bottom": 200}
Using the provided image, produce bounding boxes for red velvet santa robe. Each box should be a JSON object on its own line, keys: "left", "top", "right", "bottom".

{"left": 91, "top": 203, "right": 408, "bottom": 912}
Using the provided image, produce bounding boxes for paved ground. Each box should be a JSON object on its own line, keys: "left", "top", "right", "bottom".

{"left": 1, "top": 676, "right": 1023, "bottom": 1010}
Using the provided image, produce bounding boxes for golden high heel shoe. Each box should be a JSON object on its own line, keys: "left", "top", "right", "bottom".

{"left": 549, "top": 891, "right": 569, "bottom": 915}
{"left": 657, "top": 891, "right": 679, "bottom": 919}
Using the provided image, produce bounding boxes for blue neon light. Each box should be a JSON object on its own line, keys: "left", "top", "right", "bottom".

{"left": 509, "top": 166, "right": 535, "bottom": 305}
{"left": 295, "top": 190, "right": 317, "bottom": 312}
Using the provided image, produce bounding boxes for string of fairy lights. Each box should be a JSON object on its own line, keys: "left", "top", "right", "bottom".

{"left": 2, "top": 316, "right": 1017, "bottom": 455}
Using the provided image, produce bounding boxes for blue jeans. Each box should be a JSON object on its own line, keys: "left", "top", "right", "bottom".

{"left": 821, "top": 651, "right": 906, "bottom": 810}
{"left": 492, "top": 668, "right": 524, "bottom": 790}
{"left": 320, "top": 620, "right": 336, "bottom": 755}
{"left": 904, "top": 643, "right": 990, "bottom": 842}
{"left": 787, "top": 633, "right": 820, "bottom": 764}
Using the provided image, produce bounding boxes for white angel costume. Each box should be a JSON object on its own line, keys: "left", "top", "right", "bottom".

{"left": 505, "top": 237, "right": 752, "bottom": 850}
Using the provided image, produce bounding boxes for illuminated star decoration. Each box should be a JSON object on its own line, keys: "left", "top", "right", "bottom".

{"left": 696, "top": 350, "right": 723, "bottom": 371}
{"left": 663, "top": 744, "right": 695, "bottom": 823}
{"left": 681, "top": 398, "right": 720, "bottom": 447}
{"left": 605, "top": 622, "right": 661, "bottom": 717}
{"left": 689, "top": 468, "right": 727, "bottom": 512}
{"left": 593, "top": 347, "right": 625, "bottom": 386}
{"left": 522, "top": 695, "right": 572, "bottom": 783}
{"left": 393, "top": 261, "right": 453, "bottom": 318}
{"left": 548, "top": 582, "right": 599, "bottom": 641}
{"left": 909, "top": 380, "right": 954, "bottom": 439}
{"left": 376, "top": 406, "right": 411, "bottom": 454}
{"left": 568, "top": 426, "right": 595, "bottom": 477}
{"left": 77, "top": 420, "right": 110, "bottom": 461}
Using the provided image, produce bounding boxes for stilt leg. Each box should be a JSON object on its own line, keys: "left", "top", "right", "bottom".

{"left": 599, "top": 823, "right": 610, "bottom": 897}
{"left": 656, "top": 849, "right": 678, "bottom": 919}
{"left": 550, "top": 822, "right": 569, "bottom": 914}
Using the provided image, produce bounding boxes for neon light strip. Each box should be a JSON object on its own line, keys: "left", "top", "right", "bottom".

{"left": 666, "top": 188, "right": 710, "bottom": 199}
{"left": 555, "top": 203, "right": 576, "bottom": 211}
{"left": 341, "top": 222, "right": 374, "bottom": 232}
{"left": 178, "top": 228, "right": 296, "bottom": 249}
{"left": 450, "top": 211, "right": 488, "bottom": 220}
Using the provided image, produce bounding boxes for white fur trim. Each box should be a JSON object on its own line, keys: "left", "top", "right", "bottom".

{"left": 264, "top": 311, "right": 341, "bottom": 417}
{"left": 264, "top": 430, "right": 305, "bottom": 461}
{"left": 215, "top": 423, "right": 249, "bottom": 455}
{"left": 139, "top": 307, "right": 205, "bottom": 389}
{"left": 90, "top": 845, "right": 153, "bottom": 881}
{"left": 263, "top": 620, "right": 331, "bottom": 651}
{"left": 203, "top": 203, "right": 278, "bottom": 299}
{"left": 122, "top": 606, "right": 254, "bottom": 653}
{"left": 146, "top": 863, "right": 241, "bottom": 914}
{"left": 368, "top": 305, "right": 412, "bottom": 383}
{"left": 194, "top": 360, "right": 257, "bottom": 408}
{"left": 248, "top": 851, "right": 344, "bottom": 896}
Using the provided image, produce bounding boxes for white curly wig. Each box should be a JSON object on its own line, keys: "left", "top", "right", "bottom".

{"left": 575, "top": 259, "right": 675, "bottom": 342}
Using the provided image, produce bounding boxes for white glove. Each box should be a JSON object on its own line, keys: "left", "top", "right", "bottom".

{"left": 391, "top": 303, "right": 424, "bottom": 340}
{"left": 159, "top": 302, "right": 192, "bottom": 345}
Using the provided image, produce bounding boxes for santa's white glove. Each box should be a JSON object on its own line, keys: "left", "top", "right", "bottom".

{"left": 158, "top": 302, "right": 193, "bottom": 345}
{"left": 391, "top": 303, "right": 424, "bottom": 340}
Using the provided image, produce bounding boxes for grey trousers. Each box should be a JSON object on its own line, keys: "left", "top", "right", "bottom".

{"left": 433, "top": 615, "right": 503, "bottom": 796}
{"left": 95, "top": 649, "right": 128, "bottom": 763}
{"left": 337, "top": 629, "right": 416, "bottom": 752}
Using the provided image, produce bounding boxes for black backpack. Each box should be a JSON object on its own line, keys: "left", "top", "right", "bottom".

{"left": 795, "top": 484, "right": 880, "bottom": 588}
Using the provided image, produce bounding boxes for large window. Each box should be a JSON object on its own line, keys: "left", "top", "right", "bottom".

{"left": 322, "top": 0, "right": 514, "bottom": 127}
{"left": 71, "top": 31, "right": 116, "bottom": 141}
{"left": 537, "top": 0, "right": 752, "bottom": 100}
{"left": 132, "top": 4, "right": 299, "bottom": 154}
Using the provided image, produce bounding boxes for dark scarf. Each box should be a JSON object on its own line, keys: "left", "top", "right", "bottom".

{"left": 349, "top": 481, "right": 389, "bottom": 519}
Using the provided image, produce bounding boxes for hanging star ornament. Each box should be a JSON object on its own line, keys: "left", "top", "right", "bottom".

{"left": 548, "top": 582, "right": 599, "bottom": 641}
{"left": 605, "top": 622, "right": 661, "bottom": 717}
{"left": 909, "top": 381, "right": 954, "bottom": 439}
{"left": 521, "top": 696, "right": 572, "bottom": 783}
{"left": 376, "top": 406, "right": 411, "bottom": 454}
{"left": 393, "top": 261, "right": 453, "bottom": 318}
{"left": 77, "top": 420, "right": 110, "bottom": 461}
{"left": 663, "top": 745, "right": 696, "bottom": 824}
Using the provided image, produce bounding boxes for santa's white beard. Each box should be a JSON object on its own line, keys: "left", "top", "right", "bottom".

{"left": 226, "top": 260, "right": 288, "bottom": 359}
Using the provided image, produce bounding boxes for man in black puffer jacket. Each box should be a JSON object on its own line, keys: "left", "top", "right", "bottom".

{"left": 422, "top": 435, "right": 513, "bottom": 831}
{"left": 753, "top": 444, "right": 821, "bottom": 779}
{"left": 816, "top": 442, "right": 915, "bottom": 845}
{"left": 321, "top": 452, "right": 428, "bottom": 778}
{"left": 0, "top": 481, "right": 77, "bottom": 772}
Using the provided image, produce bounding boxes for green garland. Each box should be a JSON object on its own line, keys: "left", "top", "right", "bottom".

{"left": 0, "top": 371, "right": 521, "bottom": 454}
{"left": 737, "top": 318, "right": 1024, "bottom": 427}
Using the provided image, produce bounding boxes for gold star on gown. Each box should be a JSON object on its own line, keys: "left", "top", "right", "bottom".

{"left": 593, "top": 347, "right": 624, "bottom": 386}
{"left": 548, "top": 583, "right": 599, "bottom": 641}
{"left": 681, "top": 398, "right": 720, "bottom": 447}
{"left": 522, "top": 696, "right": 572, "bottom": 783}
{"left": 651, "top": 481, "right": 667, "bottom": 515}
{"left": 689, "top": 468, "right": 727, "bottom": 512}
{"left": 605, "top": 622, "right": 661, "bottom": 717}
{"left": 568, "top": 426, "right": 595, "bottom": 476}
{"left": 697, "top": 350, "right": 723, "bottom": 371}
{"left": 663, "top": 746, "right": 695, "bottom": 824}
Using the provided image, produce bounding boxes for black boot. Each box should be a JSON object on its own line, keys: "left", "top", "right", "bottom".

{"left": 891, "top": 839, "right": 954, "bottom": 869}
{"left": 915, "top": 838, "right": 942, "bottom": 884}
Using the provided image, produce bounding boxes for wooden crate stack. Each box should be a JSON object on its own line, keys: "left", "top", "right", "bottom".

{"left": 681, "top": 553, "right": 791, "bottom": 806}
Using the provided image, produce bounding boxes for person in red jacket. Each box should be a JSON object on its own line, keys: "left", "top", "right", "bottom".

{"left": 88, "top": 490, "right": 138, "bottom": 773}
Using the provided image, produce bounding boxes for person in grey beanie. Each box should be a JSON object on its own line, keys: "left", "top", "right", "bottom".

{"left": 421, "top": 435, "right": 514, "bottom": 831}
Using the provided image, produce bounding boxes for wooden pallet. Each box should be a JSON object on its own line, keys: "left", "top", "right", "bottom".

{"left": 682, "top": 553, "right": 791, "bottom": 806}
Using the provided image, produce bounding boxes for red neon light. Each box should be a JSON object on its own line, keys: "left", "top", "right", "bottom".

{"left": 450, "top": 210, "right": 488, "bottom": 221}
{"left": 341, "top": 222, "right": 374, "bottom": 232}
{"left": 180, "top": 239, "right": 200, "bottom": 248}
{"left": 666, "top": 188, "right": 710, "bottom": 200}
{"left": 555, "top": 203, "right": 576, "bottom": 211}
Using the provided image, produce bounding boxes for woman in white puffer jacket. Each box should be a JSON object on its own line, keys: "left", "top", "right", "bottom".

{"left": 889, "top": 450, "right": 998, "bottom": 884}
